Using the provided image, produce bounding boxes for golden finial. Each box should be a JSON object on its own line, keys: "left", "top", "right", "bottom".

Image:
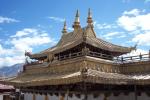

{"left": 73, "top": 9, "right": 80, "bottom": 29}
{"left": 75, "top": 9, "right": 80, "bottom": 22}
{"left": 87, "top": 8, "right": 93, "bottom": 26}
{"left": 62, "top": 20, "right": 67, "bottom": 34}
{"left": 88, "top": 8, "right": 92, "bottom": 18}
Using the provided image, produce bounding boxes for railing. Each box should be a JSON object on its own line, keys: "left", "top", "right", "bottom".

{"left": 58, "top": 51, "right": 150, "bottom": 64}
{"left": 25, "top": 50, "right": 150, "bottom": 66}
{"left": 88, "top": 51, "right": 113, "bottom": 60}
{"left": 58, "top": 51, "right": 113, "bottom": 61}
{"left": 114, "top": 53, "right": 150, "bottom": 63}
{"left": 58, "top": 52, "right": 83, "bottom": 60}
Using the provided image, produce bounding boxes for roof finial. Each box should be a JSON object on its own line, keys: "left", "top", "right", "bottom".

{"left": 62, "top": 20, "right": 67, "bottom": 34}
{"left": 87, "top": 8, "right": 93, "bottom": 27}
{"left": 88, "top": 8, "right": 92, "bottom": 18}
{"left": 73, "top": 9, "right": 80, "bottom": 29}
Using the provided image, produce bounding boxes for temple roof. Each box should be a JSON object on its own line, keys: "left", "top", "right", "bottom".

{"left": 5, "top": 56, "right": 150, "bottom": 87}
{"left": 30, "top": 10, "right": 134, "bottom": 58}
{"left": 7, "top": 68, "right": 150, "bottom": 87}
{"left": 0, "top": 84, "right": 14, "bottom": 90}
{"left": 44, "top": 27, "right": 133, "bottom": 53}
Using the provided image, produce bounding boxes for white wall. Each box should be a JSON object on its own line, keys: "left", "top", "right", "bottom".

{"left": 23, "top": 92, "right": 150, "bottom": 100}
{"left": 0, "top": 95, "right": 3, "bottom": 100}
{"left": 108, "top": 93, "right": 134, "bottom": 100}
{"left": 64, "top": 94, "right": 84, "bottom": 100}
{"left": 36, "top": 94, "right": 44, "bottom": 100}
{"left": 48, "top": 95, "right": 59, "bottom": 100}
{"left": 24, "top": 93, "right": 32, "bottom": 100}
{"left": 87, "top": 92, "right": 150, "bottom": 100}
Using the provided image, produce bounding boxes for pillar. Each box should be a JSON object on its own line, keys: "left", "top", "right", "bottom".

{"left": 45, "top": 94, "right": 49, "bottom": 100}
{"left": 60, "top": 95, "right": 64, "bottom": 100}
{"left": 33, "top": 93, "right": 36, "bottom": 100}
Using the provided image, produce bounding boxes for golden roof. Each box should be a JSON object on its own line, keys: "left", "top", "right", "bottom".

{"left": 7, "top": 68, "right": 150, "bottom": 87}
{"left": 29, "top": 9, "right": 135, "bottom": 58}
{"left": 5, "top": 56, "right": 150, "bottom": 87}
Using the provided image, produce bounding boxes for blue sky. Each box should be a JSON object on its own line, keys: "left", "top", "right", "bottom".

{"left": 0, "top": 0, "right": 150, "bottom": 67}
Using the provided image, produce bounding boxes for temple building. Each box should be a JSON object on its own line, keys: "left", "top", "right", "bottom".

{"left": 0, "top": 83, "right": 15, "bottom": 100}
{"left": 4, "top": 9, "right": 150, "bottom": 100}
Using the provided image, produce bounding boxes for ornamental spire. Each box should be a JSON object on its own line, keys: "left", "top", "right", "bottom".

{"left": 62, "top": 20, "right": 67, "bottom": 35}
{"left": 87, "top": 8, "right": 93, "bottom": 27}
{"left": 72, "top": 10, "right": 81, "bottom": 29}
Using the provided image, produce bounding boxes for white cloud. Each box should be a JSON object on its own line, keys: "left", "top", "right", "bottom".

{"left": 0, "top": 28, "right": 55, "bottom": 67}
{"left": 123, "top": 9, "right": 141, "bottom": 16}
{"left": 117, "top": 9, "right": 150, "bottom": 46}
{"left": 132, "top": 31, "right": 150, "bottom": 46}
{"left": 48, "top": 16, "right": 65, "bottom": 22}
{"left": 0, "top": 56, "right": 25, "bottom": 67}
{"left": 11, "top": 28, "right": 38, "bottom": 37}
{"left": 117, "top": 9, "right": 150, "bottom": 31}
{"left": 103, "top": 32, "right": 126, "bottom": 40}
{"left": 0, "top": 16, "right": 19, "bottom": 23}
{"left": 94, "top": 22, "right": 117, "bottom": 30}
{"left": 124, "top": 49, "right": 148, "bottom": 56}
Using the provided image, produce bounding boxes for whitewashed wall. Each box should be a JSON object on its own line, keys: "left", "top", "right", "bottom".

{"left": 36, "top": 94, "right": 44, "bottom": 100}
{"left": 108, "top": 92, "right": 134, "bottom": 100}
{"left": 23, "top": 92, "right": 150, "bottom": 100}
{"left": 48, "top": 95, "right": 59, "bottom": 100}
{"left": 24, "top": 93, "right": 32, "bottom": 100}
{"left": 0, "top": 95, "right": 3, "bottom": 100}
{"left": 64, "top": 94, "right": 84, "bottom": 100}
{"left": 87, "top": 92, "right": 150, "bottom": 100}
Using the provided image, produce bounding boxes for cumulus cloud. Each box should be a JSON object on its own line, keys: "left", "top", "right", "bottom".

{"left": 117, "top": 9, "right": 150, "bottom": 46}
{"left": 11, "top": 28, "right": 38, "bottom": 37}
{"left": 0, "top": 16, "right": 19, "bottom": 23}
{"left": 132, "top": 31, "right": 150, "bottom": 46}
{"left": 117, "top": 9, "right": 150, "bottom": 31}
{"left": 0, "top": 28, "right": 55, "bottom": 67}
{"left": 124, "top": 49, "right": 148, "bottom": 56}
{"left": 48, "top": 16, "right": 65, "bottom": 22}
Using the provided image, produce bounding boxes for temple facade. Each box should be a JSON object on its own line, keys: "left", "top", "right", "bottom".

{"left": 5, "top": 9, "right": 150, "bottom": 100}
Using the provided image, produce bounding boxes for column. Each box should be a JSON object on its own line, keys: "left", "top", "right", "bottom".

{"left": 60, "top": 95, "right": 64, "bottom": 100}
{"left": 33, "top": 93, "right": 36, "bottom": 100}
{"left": 45, "top": 94, "right": 49, "bottom": 100}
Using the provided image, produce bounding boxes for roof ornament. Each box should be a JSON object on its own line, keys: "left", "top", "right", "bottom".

{"left": 87, "top": 8, "right": 93, "bottom": 27}
{"left": 62, "top": 20, "right": 67, "bottom": 35}
{"left": 72, "top": 9, "right": 81, "bottom": 29}
{"left": 130, "top": 43, "right": 137, "bottom": 51}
